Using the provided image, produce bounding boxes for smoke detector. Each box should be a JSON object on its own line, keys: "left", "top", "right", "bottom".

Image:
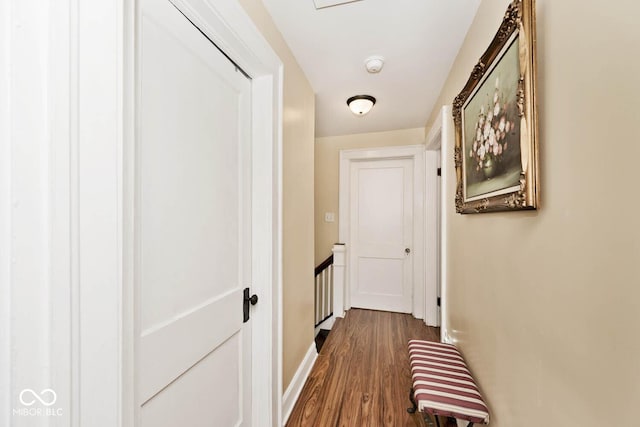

{"left": 365, "top": 56, "right": 385, "bottom": 74}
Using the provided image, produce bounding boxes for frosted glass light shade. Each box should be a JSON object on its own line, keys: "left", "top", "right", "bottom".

{"left": 347, "top": 95, "right": 376, "bottom": 116}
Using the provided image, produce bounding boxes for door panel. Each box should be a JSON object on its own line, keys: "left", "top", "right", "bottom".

{"left": 139, "top": 290, "right": 242, "bottom": 403}
{"left": 350, "top": 159, "right": 413, "bottom": 313}
{"left": 357, "top": 257, "right": 404, "bottom": 296}
{"left": 357, "top": 167, "right": 405, "bottom": 247}
{"left": 141, "top": 332, "right": 243, "bottom": 427}
{"left": 138, "top": 0, "right": 251, "bottom": 425}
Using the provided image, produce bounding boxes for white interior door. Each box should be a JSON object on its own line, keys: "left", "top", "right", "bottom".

{"left": 349, "top": 158, "right": 414, "bottom": 313}
{"left": 137, "top": 1, "right": 253, "bottom": 426}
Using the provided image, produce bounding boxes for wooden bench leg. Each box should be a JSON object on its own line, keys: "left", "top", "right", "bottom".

{"left": 420, "top": 413, "right": 438, "bottom": 427}
{"left": 407, "top": 388, "right": 417, "bottom": 414}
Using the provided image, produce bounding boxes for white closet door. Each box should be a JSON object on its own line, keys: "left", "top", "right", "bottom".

{"left": 349, "top": 158, "right": 414, "bottom": 313}
{"left": 137, "top": 0, "right": 252, "bottom": 425}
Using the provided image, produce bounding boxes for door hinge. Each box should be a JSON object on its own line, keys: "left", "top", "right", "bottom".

{"left": 437, "top": 297, "right": 441, "bottom": 307}
{"left": 437, "top": 167, "right": 441, "bottom": 177}
{"left": 243, "top": 287, "right": 259, "bottom": 323}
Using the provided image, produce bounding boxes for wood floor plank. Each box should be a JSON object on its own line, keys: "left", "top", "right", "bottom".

{"left": 286, "top": 309, "right": 454, "bottom": 427}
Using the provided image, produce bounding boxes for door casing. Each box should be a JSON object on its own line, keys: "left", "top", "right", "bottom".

{"left": 425, "top": 105, "right": 453, "bottom": 339}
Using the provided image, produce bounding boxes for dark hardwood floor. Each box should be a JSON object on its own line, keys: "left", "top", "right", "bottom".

{"left": 286, "top": 309, "right": 455, "bottom": 427}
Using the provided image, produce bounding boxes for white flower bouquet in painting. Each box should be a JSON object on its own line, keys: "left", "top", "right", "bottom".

{"left": 469, "top": 77, "right": 518, "bottom": 179}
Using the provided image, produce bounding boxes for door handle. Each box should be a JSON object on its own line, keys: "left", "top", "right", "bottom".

{"left": 243, "top": 288, "right": 258, "bottom": 323}
{"left": 405, "top": 248, "right": 411, "bottom": 254}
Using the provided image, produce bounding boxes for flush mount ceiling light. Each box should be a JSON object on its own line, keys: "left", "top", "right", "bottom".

{"left": 347, "top": 95, "right": 376, "bottom": 116}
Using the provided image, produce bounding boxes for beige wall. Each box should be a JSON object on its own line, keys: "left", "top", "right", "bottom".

{"left": 237, "top": 0, "right": 316, "bottom": 391}
{"left": 314, "top": 128, "right": 425, "bottom": 264}
{"left": 426, "top": 0, "right": 640, "bottom": 425}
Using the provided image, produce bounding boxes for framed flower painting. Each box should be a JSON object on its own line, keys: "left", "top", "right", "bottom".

{"left": 453, "top": 0, "right": 539, "bottom": 213}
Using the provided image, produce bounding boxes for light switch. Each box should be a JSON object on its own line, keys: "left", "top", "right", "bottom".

{"left": 324, "top": 212, "right": 335, "bottom": 223}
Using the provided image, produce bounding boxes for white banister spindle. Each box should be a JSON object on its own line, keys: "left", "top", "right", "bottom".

{"left": 315, "top": 275, "right": 320, "bottom": 324}
{"left": 329, "top": 264, "right": 333, "bottom": 313}
{"left": 322, "top": 270, "right": 328, "bottom": 319}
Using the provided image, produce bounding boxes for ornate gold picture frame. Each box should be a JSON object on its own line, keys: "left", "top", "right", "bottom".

{"left": 453, "top": 0, "right": 538, "bottom": 213}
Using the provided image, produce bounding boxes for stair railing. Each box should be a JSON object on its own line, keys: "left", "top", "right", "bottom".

{"left": 314, "top": 254, "right": 334, "bottom": 327}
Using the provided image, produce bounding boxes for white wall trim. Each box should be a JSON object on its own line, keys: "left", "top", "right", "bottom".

{"left": 122, "top": 0, "right": 136, "bottom": 424}
{"left": 3, "top": 0, "right": 83, "bottom": 424}
{"left": 437, "top": 105, "right": 453, "bottom": 344}
{"left": 0, "top": 2, "right": 11, "bottom": 424}
{"left": 425, "top": 108, "right": 443, "bottom": 151}
{"left": 424, "top": 150, "right": 440, "bottom": 327}
{"left": 77, "top": 1, "right": 125, "bottom": 424}
{"left": 52, "top": 0, "right": 76, "bottom": 424}
{"left": 424, "top": 107, "right": 446, "bottom": 328}
{"left": 282, "top": 343, "right": 317, "bottom": 425}
{"left": 314, "top": 315, "right": 335, "bottom": 336}
{"left": 1, "top": 1, "right": 126, "bottom": 425}
{"left": 338, "top": 145, "right": 426, "bottom": 319}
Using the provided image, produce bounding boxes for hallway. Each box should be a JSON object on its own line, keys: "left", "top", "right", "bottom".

{"left": 286, "top": 309, "right": 454, "bottom": 427}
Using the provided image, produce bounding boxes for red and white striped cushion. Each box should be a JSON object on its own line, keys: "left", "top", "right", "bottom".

{"left": 409, "top": 339, "right": 490, "bottom": 424}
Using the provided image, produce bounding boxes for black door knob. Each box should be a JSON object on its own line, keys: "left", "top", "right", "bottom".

{"left": 249, "top": 294, "right": 258, "bottom": 305}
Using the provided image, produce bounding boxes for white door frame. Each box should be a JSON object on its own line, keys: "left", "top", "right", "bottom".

{"left": 1, "top": 0, "right": 283, "bottom": 426}
{"left": 125, "top": 1, "right": 284, "bottom": 426}
{"left": 425, "top": 105, "right": 453, "bottom": 340}
{"left": 337, "top": 145, "right": 426, "bottom": 320}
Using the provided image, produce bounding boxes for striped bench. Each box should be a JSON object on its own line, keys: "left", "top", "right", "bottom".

{"left": 407, "top": 339, "right": 490, "bottom": 427}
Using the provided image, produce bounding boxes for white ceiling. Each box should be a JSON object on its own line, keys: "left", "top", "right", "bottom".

{"left": 261, "top": 0, "right": 481, "bottom": 137}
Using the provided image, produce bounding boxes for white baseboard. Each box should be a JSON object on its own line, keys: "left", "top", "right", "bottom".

{"left": 441, "top": 329, "right": 453, "bottom": 344}
{"left": 282, "top": 342, "right": 317, "bottom": 425}
{"left": 314, "top": 315, "right": 335, "bottom": 336}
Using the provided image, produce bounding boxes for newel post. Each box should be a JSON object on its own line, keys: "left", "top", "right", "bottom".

{"left": 332, "top": 243, "right": 346, "bottom": 318}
